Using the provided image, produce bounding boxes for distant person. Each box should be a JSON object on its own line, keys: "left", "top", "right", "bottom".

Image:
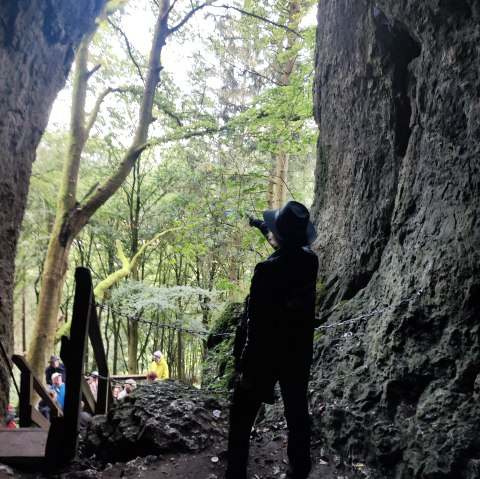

{"left": 50, "top": 372, "right": 66, "bottom": 411}
{"left": 149, "top": 350, "right": 169, "bottom": 379}
{"left": 225, "top": 201, "right": 319, "bottom": 479}
{"left": 88, "top": 371, "right": 99, "bottom": 401}
{"left": 79, "top": 401, "right": 92, "bottom": 440}
{"left": 5, "top": 405, "right": 16, "bottom": 429}
{"left": 112, "top": 385, "right": 122, "bottom": 401}
{"left": 118, "top": 379, "right": 136, "bottom": 399}
{"left": 45, "top": 354, "right": 67, "bottom": 385}
{"left": 38, "top": 389, "right": 61, "bottom": 421}
{"left": 145, "top": 371, "right": 158, "bottom": 384}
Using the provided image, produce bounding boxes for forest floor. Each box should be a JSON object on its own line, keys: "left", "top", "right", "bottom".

{"left": 0, "top": 421, "right": 355, "bottom": 479}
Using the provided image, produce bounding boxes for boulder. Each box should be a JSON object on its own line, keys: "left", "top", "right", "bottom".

{"left": 85, "top": 380, "right": 228, "bottom": 462}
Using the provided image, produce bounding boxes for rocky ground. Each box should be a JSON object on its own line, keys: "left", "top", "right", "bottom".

{"left": 0, "top": 381, "right": 364, "bottom": 479}
{"left": 0, "top": 422, "right": 353, "bottom": 479}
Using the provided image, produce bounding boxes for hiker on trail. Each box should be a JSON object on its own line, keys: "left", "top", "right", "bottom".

{"left": 226, "top": 201, "right": 319, "bottom": 479}
{"left": 45, "top": 354, "right": 67, "bottom": 385}
{"left": 149, "top": 350, "right": 169, "bottom": 380}
{"left": 88, "top": 371, "right": 99, "bottom": 401}
{"left": 50, "top": 372, "right": 66, "bottom": 412}
{"left": 118, "top": 378, "right": 136, "bottom": 399}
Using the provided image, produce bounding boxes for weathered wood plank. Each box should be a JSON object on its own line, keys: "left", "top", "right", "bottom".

{"left": 31, "top": 407, "right": 50, "bottom": 429}
{"left": 111, "top": 374, "right": 147, "bottom": 381}
{"left": 0, "top": 428, "right": 48, "bottom": 460}
{"left": 81, "top": 377, "right": 96, "bottom": 415}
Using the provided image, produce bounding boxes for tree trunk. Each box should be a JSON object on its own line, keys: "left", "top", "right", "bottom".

{"left": 272, "top": 145, "right": 290, "bottom": 208}
{"left": 271, "top": 0, "right": 300, "bottom": 208}
{"left": 177, "top": 329, "right": 183, "bottom": 381}
{"left": 28, "top": 0, "right": 173, "bottom": 381}
{"left": 0, "top": 0, "right": 106, "bottom": 422}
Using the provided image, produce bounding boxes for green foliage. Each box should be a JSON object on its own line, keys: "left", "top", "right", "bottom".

{"left": 16, "top": 0, "right": 320, "bottom": 382}
{"left": 109, "top": 280, "right": 220, "bottom": 321}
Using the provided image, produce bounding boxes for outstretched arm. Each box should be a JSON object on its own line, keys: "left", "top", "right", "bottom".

{"left": 246, "top": 212, "right": 277, "bottom": 250}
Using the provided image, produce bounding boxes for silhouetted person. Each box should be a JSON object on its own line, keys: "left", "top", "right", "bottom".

{"left": 226, "top": 201, "right": 319, "bottom": 479}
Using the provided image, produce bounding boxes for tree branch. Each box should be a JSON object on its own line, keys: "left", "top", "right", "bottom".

{"left": 168, "top": 0, "right": 217, "bottom": 35}
{"left": 147, "top": 124, "right": 229, "bottom": 146}
{"left": 85, "top": 87, "right": 132, "bottom": 137}
{"left": 215, "top": 4, "right": 303, "bottom": 38}
{"left": 85, "top": 63, "right": 102, "bottom": 81}
{"left": 107, "top": 18, "right": 145, "bottom": 84}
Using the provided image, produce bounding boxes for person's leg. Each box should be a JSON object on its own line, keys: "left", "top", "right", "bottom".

{"left": 225, "top": 383, "right": 263, "bottom": 479}
{"left": 279, "top": 374, "right": 311, "bottom": 478}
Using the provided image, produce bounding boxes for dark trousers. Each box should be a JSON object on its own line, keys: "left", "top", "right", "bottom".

{"left": 225, "top": 373, "right": 311, "bottom": 479}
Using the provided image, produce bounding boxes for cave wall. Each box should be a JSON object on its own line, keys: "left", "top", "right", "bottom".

{"left": 311, "top": 0, "right": 480, "bottom": 477}
{"left": 0, "top": 0, "right": 106, "bottom": 424}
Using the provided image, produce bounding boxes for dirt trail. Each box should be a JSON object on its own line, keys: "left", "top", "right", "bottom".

{"left": 2, "top": 425, "right": 352, "bottom": 479}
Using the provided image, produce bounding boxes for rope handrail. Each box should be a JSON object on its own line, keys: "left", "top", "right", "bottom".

{"left": 95, "top": 289, "right": 424, "bottom": 337}
{"left": 95, "top": 302, "right": 235, "bottom": 337}
{"left": 316, "top": 289, "right": 424, "bottom": 331}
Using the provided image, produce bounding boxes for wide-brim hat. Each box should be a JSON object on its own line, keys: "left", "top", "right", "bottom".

{"left": 263, "top": 201, "right": 317, "bottom": 246}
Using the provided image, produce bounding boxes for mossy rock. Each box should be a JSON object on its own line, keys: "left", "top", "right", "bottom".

{"left": 202, "top": 301, "right": 244, "bottom": 394}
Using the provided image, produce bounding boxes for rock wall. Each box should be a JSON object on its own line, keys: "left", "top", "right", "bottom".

{"left": 311, "top": 1, "right": 480, "bottom": 477}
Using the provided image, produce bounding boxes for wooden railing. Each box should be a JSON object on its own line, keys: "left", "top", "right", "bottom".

{"left": 5, "top": 267, "right": 113, "bottom": 472}
{"left": 11, "top": 354, "right": 63, "bottom": 429}
{"left": 45, "top": 267, "right": 112, "bottom": 470}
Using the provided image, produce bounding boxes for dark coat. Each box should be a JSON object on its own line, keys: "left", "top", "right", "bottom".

{"left": 45, "top": 363, "right": 67, "bottom": 385}
{"left": 240, "top": 245, "right": 318, "bottom": 401}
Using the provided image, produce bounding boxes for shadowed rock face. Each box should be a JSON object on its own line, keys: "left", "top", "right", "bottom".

{"left": 85, "top": 380, "right": 228, "bottom": 463}
{"left": 311, "top": 0, "right": 480, "bottom": 478}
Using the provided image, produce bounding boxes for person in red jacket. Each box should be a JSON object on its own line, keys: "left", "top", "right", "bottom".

{"left": 6, "top": 404, "right": 16, "bottom": 428}
{"left": 226, "top": 201, "right": 319, "bottom": 479}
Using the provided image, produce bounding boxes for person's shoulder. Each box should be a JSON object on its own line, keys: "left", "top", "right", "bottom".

{"left": 255, "top": 255, "right": 280, "bottom": 273}
{"left": 301, "top": 246, "right": 318, "bottom": 259}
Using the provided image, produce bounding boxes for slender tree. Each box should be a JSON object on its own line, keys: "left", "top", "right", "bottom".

{"left": 27, "top": 0, "right": 215, "bottom": 379}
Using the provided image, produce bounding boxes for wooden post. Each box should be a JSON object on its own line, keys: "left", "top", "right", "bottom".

{"left": 46, "top": 267, "right": 93, "bottom": 470}
{"left": 18, "top": 368, "right": 33, "bottom": 428}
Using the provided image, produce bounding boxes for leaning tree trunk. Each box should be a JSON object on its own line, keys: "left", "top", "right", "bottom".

{"left": 28, "top": 0, "right": 176, "bottom": 382}
{"left": 0, "top": 0, "right": 106, "bottom": 425}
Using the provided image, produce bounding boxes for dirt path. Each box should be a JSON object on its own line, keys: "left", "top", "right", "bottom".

{"left": 2, "top": 424, "right": 353, "bottom": 479}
